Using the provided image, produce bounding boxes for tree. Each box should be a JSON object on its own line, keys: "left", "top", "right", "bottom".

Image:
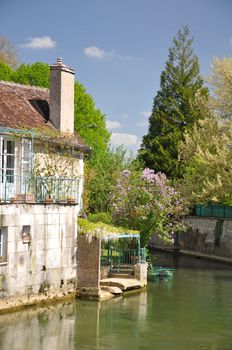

{"left": 207, "top": 57, "right": 232, "bottom": 120}
{"left": 0, "top": 36, "right": 18, "bottom": 69}
{"left": 85, "top": 146, "right": 138, "bottom": 213}
{"left": 111, "top": 168, "right": 187, "bottom": 247}
{"left": 177, "top": 57, "right": 232, "bottom": 206}
{"left": 0, "top": 62, "right": 13, "bottom": 81}
{"left": 12, "top": 62, "right": 50, "bottom": 87}
{"left": 0, "top": 61, "right": 50, "bottom": 88}
{"left": 74, "top": 81, "right": 113, "bottom": 213}
{"left": 177, "top": 117, "right": 232, "bottom": 205}
{"left": 139, "top": 26, "right": 208, "bottom": 178}
{"left": 74, "top": 81, "right": 110, "bottom": 167}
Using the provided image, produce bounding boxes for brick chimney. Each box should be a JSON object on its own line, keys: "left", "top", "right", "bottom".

{"left": 49, "top": 58, "right": 75, "bottom": 134}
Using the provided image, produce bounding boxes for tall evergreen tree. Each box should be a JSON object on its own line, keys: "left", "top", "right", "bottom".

{"left": 139, "top": 26, "right": 208, "bottom": 178}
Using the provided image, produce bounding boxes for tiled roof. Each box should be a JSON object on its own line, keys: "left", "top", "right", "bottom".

{"left": 0, "top": 81, "right": 90, "bottom": 153}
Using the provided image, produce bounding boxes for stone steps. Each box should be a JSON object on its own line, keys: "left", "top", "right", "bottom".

{"left": 109, "top": 273, "right": 135, "bottom": 279}
{"left": 100, "top": 278, "right": 143, "bottom": 291}
{"left": 101, "top": 285, "right": 123, "bottom": 295}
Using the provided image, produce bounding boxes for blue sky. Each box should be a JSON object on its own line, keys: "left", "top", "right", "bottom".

{"left": 1, "top": 0, "right": 232, "bottom": 152}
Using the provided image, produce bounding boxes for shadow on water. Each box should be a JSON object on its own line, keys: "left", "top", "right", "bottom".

{"left": 0, "top": 251, "right": 232, "bottom": 350}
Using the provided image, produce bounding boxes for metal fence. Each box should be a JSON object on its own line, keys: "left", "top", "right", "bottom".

{"left": 195, "top": 204, "right": 232, "bottom": 218}
{"left": 0, "top": 174, "right": 80, "bottom": 203}
{"left": 101, "top": 247, "right": 147, "bottom": 272}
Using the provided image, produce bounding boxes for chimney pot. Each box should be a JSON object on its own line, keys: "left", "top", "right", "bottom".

{"left": 57, "top": 57, "right": 63, "bottom": 65}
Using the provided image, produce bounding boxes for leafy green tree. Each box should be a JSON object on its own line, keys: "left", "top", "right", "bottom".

{"left": 207, "top": 57, "right": 232, "bottom": 120}
{"left": 74, "top": 81, "right": 110, "bottom": 166}
{"left": 177, "top": 57, "right": 232, "bottom": 206}
{"left": 85, "top": 146, "right": 138, "bottom": 213}
{"left": 12, "top": 62, "right": 50, "bottom": 87}
{"left": 177, "top": 117, "right": 232, "bottom": 205}
{"left": 0, "top": 62, "right": 13, "bottom": 81}
{"left": 139, "top": 26, "right": 208, "bottom": 178}
{"left": 73, "top": 81, "right": 114, "bottom": 213}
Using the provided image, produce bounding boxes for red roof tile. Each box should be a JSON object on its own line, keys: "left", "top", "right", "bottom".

{"left": 0, "top": 81, "right": 90, "bottom": 153}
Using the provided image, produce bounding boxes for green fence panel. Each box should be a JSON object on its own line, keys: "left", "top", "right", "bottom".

{"left": 201, "top": 206, "right": 213, "bottom": 217}
{"left": 212, "top": 205, "right": 225, "bottom": 218}
{"left": 195, "top": 204, "right": 232, "bottom": 218}
{"left": 225, "top": 206, "right": 232, "bottom": 218}
{"left": 195, "top": 205, "right": 202, "bottom": 216}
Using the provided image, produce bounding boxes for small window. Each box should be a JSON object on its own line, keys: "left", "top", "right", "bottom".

{"left": 0, "top": 228, "right": 7, "bottom": 263}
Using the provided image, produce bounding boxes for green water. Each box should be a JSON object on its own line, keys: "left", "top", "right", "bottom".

{"left": 1, "top": 252, "right": 232, "bottom": 350}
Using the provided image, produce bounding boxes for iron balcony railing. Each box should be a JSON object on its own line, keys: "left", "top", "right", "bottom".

{"left": 0, "top": 174, "right": 80, "bottom": 204}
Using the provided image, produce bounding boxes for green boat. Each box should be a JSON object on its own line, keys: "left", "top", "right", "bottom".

{"left": 148, "top": 267, "right": 175, "bottom": 281}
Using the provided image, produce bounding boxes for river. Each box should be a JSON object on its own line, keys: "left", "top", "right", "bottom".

{"left": 0, "top": 251, "right": 232, "bottom": 350}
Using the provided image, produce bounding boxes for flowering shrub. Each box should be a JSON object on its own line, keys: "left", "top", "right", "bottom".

{"left": 111, "top": 168, "right": 187, "bottom": 247}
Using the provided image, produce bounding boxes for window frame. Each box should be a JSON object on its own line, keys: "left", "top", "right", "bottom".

{"left": 0, "top": 137, "right": 16, "bottom": 184}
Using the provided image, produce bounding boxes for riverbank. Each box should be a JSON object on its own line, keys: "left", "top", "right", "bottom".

{"left": 149, "top": 244, "right": 232, "bottom": 266}
{"left": 0, "top": 283, "right": 147, "bottom": 315}
{"left": 0, "top": 290, "right": 75, "bottom": 315}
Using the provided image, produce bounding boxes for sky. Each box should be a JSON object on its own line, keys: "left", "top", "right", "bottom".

{"left": 0, "top": 0, "right": 232, "bottom": 153}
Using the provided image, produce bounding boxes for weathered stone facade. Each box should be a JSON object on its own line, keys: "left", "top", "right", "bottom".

{"left": 0, "top": 203, "right": 79, "bottom": 297}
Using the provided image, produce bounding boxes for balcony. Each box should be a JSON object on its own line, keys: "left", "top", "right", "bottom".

{"left": 0, "top": 174, "right": 80, "bottom": 204}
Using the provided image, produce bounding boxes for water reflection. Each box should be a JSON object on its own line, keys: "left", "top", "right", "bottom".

{"left": 0, "top": 253, "right": 232, "bottom": 350}
{"left": 0, "top": 302, "right": 76, "bottom": 350}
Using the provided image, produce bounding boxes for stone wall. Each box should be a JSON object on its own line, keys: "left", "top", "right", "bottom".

{"left": 178, "top": 217, "right": 232, "bottom": 258}
{"left": 76, "top": 235, "right": 101, "bottom": 297}
{"left": 148, "top": 216, "right": 232, "bottom": 260}
{"left": 0, "top": 203, "right": 79, "bottom": 297}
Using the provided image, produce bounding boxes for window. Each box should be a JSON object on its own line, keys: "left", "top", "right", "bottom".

{"left": 0, "top": 227, "right": 7, "bottom": 263}
{"left": 0, "top": 138, "right": 15, "bottom": 183}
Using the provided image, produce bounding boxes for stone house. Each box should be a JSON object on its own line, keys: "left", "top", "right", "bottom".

{"left": 0, "top": 58, "right": 90, "bottom": 298}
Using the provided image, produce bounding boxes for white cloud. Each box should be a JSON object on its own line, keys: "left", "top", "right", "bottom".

{"left": 84, "top": 46, "right": 133, "bottom": 61}
{"left": 111, "top": 133, "right": 139, "bottom": 147}
{"left": 106, "top": 120, "right": 122, "bottom": 130}
{"left": 21, "top": 36, "right": 56, "bottom": 49}
{"left": 140, "top": 110, "right": 151, "bottom": 118}
{"left": 84, "top": 46, "right": 106, "bottom": 59}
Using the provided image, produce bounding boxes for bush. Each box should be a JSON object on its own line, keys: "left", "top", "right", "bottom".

{"left": 88, "top": 212, "right": 112, "bottom": 224}
{"left": 111, "top": 168, "right": 187, "bottom": 247}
